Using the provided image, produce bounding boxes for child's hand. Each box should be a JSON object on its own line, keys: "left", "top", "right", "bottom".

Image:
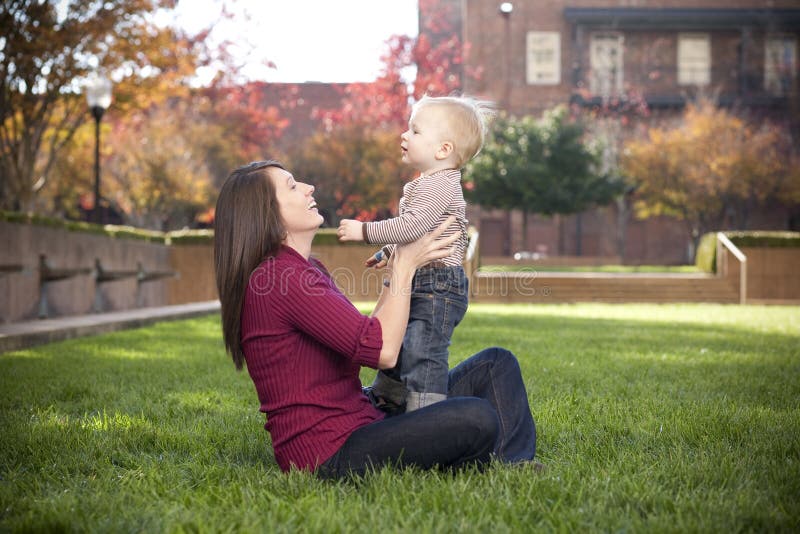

{"left": 365, "top": 250, "right": 389, "bottom": 268}
{"left": 337, "top": 219, "right": 363, "bottom": 242}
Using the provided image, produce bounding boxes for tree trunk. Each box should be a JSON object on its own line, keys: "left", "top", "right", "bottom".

{"left": 615, "top": 196, "right": 628, "bottom": 263}
{"left": 522, "top": 210, "right": 529, "bottom": 252}
{"left": 504, "top": 209, "right": 512, "bottom": 256}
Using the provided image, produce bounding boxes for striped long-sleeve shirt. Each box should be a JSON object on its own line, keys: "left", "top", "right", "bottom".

{"left": 364, "top": 169, "right": 468, "bottom": 267}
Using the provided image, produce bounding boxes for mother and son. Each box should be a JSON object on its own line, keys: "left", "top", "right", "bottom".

{"left": 213, "top": 95, "right": 539, "bottom": 479}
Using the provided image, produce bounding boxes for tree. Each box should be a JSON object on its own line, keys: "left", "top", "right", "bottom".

{"left": 621, "top": 99, "right": 800, "bottom": 256}
{"left": 42, "top": 81, "right": 290, "bottom": 230}
{"left": 412, "top": 0, "right": 480, "bottom": 99}
{"left": 316, "top": 0, "right": 479, "bottom": 132}
{"left": 288, "top": 125, "right": 404, "bottom": 226}
{"left": 102, "top": 101, "right": 215, "bottom": 230}
{"left": 196, "top": 81, "right": 289, "bottom": 186}
{"left": 0, "top": 0, "right": 210, "bottom": 212}
{"left": 299, "top": 0, "right": 480, "bottom": 224}
{"left": 37, "top": 118, "right": 96, "bottom": 220}
{"left": 466, "top": 106, "right": 624, "bottom": 253}
{"left": 578, "top": 89, "right": 650, "bottom": 261}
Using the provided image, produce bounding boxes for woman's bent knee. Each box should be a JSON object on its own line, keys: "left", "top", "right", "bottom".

{"left": 459, "top": 397, "right": 500, "bottom": 448}
{"left": 494, "top": 346, "right": 519, "bottom": 365}
{"left": 476, "top": 346, "right": 521, "bottom": 373}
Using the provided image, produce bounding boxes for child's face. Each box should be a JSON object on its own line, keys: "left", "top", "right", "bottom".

{"left": 400, "top": 105, "right": 451, "bottom": 174}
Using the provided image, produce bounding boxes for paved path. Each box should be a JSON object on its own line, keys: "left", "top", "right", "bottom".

{"left": 0, "top": 300, "right": 220, "bottom": 354}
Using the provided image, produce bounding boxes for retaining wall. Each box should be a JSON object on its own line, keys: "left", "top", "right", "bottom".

{"left": 1, "top": 220, "right": 797, "bottom": 324}
{"left": 482, "top": 255, "right": 622, "bottom": 267}
{"left": 717, "top": 244, "right": 800, "bottom": 303}
{"left": 0, "top": 221, "right": 172, "bottom": 323}
{"left": 168, "top": 244, "right": 218, "bottom": 305}
{"left": 742, "top": 247, "right": 800, "bottom": 302}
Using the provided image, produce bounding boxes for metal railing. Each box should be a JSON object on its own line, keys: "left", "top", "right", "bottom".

{"left": 465, "top": 227, "right": 479, "bottom": 264}
{"left": 716, "top": 232, "right": 747, "bottom": 305}
{"left": 463, "top": 227, "right": 480, "bottom": 297}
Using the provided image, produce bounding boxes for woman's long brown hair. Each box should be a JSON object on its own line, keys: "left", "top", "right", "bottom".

{"left": 214, "top": 160, "right": 286, "bottom": 369}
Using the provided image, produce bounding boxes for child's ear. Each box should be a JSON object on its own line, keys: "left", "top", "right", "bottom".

{"left": 436, "top": 141, "right": 454, "bottom": 160}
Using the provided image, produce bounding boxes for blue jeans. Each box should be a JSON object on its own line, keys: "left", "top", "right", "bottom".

{"left": 317, "top": 347, "right": 537, "bottom": 479}
{"left": 372, "top": 265, "right": 469, "bottom": 411}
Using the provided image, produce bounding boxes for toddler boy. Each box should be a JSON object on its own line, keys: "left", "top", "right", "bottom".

{"left": 338, "top": 95, "right": 493, "bottom": 412}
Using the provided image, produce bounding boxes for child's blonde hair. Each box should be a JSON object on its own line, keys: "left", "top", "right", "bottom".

{"left": 412, "top": 95, "right": 495, "bottom": 169}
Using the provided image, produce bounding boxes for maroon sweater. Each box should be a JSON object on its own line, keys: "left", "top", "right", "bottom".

{"left": 240, "top": 246, "right": 385, "bottom": 472}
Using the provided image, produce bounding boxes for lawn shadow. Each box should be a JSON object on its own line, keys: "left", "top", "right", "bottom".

{"left": 2, "top": 310, "right": 797, "bottom": 483}
{"left": 454, "top": 311, "right": 799, "bottom": 413}
{"left": 0, "top": 316, "right": 278, "bottom": 474}
{"left": 1, "top": 308, "right": 798, "bottom": 533}
{"left": 452, "top": 309, "right": 800, "bottom": 500}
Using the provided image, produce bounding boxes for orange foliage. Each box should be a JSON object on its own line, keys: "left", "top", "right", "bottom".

{"left": 622, "top": 99, "right": 799, "bottom": 236}
{"left": 103, "top": 101, "right": 215, "bottom": 230}
{"left": 1, "top": 0, "right": 219, "bottom": 212}
{"left": 315, "top": 0, "right": 476, "bottom": 132}
{"left": 294, "top": 0, "right": 476, "bottom": 223}
{"left": 288, "top": 125, "right": 406, "bottom": 225}
{"left": 201, "top": 83, "right": 289, "bottom": 161}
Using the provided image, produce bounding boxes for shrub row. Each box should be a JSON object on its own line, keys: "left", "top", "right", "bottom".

{"left": 725, "top": 231, "right": 800, "bottom": 248}
{"left": 1, "top": 211, "right": 355, "bottom": 247}
{"left": 695, "top": 231, "right": 800, "bottom": 273}
{"left": 5, "top": 211, "right": 797, "bottom": 258}
{"left": 0, "top": 210, "right": 208, "bottom": 245}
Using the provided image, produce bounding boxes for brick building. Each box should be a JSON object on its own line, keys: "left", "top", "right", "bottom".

{"left": 422, "top": 0, "right": 800, "bottom": 262}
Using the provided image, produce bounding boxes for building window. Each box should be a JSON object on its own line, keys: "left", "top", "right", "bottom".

{"left": 765, "top": 35, "right": 798, "bottom": 96}
{"left": 678, "top": 33, "right": 711, "bottom": 86}
{"left": 527, "top": 31, "right": 560, "bottom": 85}
{"left": 590, "top": 33, "right": 624, "bottom": 97}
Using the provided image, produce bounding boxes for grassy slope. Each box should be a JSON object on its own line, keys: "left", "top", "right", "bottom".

{"left": 1, "top": 304, "right": 798, "bottom": 532}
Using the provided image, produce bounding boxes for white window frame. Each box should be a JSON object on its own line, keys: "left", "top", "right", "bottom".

{"left": 526, "top": 31, "right": 561, "bottom": 85}
{"left": 589, "top": 32, "right": 624, "bottom": 97}
{"left": 677, "top": 33, "right": 711, "bottom": 86}
{"left": 765, "top": 34, "right": 798, "bottom": 96}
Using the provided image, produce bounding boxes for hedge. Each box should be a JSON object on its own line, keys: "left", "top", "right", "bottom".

{"left": 1, "top": 211, "right": 216, "bottom": 245}
{"left": 695, "top": 231, "right": 800, "bottom": 273}
{"left": 725, "top": 231, "right": 800, "bottom": 249}
{"left": 166, "top": 229, "right": 214, "bottom": 246}
{"left": 312, "top": 228, "right": 368, "bottom": 247}
{"left": 695, "top": 232, "right": 718, "bottom": 273}
{"left": 6, "top": 211, "right": 797, "bottom": 258}
{"left": 1, "top": 211, "right": 167, "bottom": 244}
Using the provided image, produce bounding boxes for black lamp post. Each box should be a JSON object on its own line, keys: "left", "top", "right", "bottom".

{"left": 499, "top": 2, "right": 513, "bottom": 112}
{"left": 85, "top": 74, "right": 112, "bottom": 224}
{"left": 499, "top": 2, "right": 513, "bottom": 256}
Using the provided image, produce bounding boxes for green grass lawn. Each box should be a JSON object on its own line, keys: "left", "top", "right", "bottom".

{"left": 1, "top": 303, "right": 798, "bottom": 532}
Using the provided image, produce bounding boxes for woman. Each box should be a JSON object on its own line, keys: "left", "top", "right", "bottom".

{"left": 214, "top": 160, "right": 537, "bottom": 478}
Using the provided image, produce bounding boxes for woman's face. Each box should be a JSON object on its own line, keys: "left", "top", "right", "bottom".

{"left": 268, "top": 167, "right": 324, "bottom": 235}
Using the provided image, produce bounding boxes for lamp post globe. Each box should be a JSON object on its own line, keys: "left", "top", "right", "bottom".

{"left": 85, "top": 74, "right": 112, "bottom": 224}
{"left": 498, "top": 2, "right": 514, "bottom": 110}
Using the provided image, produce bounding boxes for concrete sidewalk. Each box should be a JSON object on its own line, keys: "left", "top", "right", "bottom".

{"left": 0, "top": 300, "right": 220, "bottom": 354}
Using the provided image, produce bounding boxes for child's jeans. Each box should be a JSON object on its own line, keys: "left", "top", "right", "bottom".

{"left": 372, "top": 264, "right": 469, "bottom": 412}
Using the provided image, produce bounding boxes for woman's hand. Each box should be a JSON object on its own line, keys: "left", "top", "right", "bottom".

{"left": 365, "top": 249, "right": 389, "bottom": 268}
{"left": 371, "top": 216, "right": 461, "bottom": 369}
{"left": 390, "top": 216, "right": 460, "bottom": 274}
